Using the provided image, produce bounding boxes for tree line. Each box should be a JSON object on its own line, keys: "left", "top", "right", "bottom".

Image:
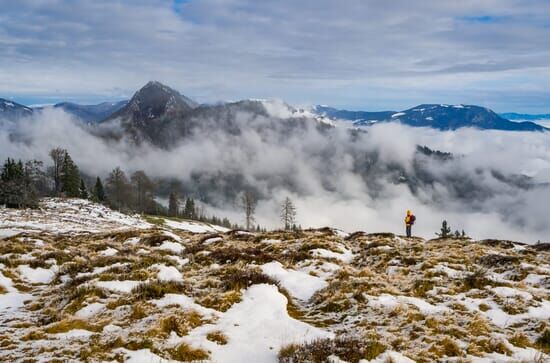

{"left": 1, "top": 147, "right": 303, "bottom": 231}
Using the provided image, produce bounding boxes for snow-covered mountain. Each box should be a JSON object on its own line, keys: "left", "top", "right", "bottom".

{"left": 0, "top": 98, "right": 33, "bottom": 121}
{"left": 0, "top": 198, "right": 548, "bottom": 362}
{"left": 315, "top": 104, "right": 548, "bottom": 131}
{"left": 97, "top": 82, "right": 333, "bottom": 147}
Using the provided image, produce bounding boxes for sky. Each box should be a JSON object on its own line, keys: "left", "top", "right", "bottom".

{"left": 1, "top": 0, "right": 550, "bottom": 112}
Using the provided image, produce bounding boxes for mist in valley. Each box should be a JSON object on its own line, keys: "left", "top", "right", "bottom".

{"left": 1, "top": 105, "right": 549, "bottom": 243}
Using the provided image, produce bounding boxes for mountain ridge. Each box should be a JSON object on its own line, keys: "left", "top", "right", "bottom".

{"left": 315, "top": 104, "right": 548, "bottom": 131}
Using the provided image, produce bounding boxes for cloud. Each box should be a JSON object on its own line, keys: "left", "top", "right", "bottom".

{"left": 1, "top": 107, "right": 550, "bottom": 243}
{"left": 0, "top": 0, "right": 550, "bottom": 111}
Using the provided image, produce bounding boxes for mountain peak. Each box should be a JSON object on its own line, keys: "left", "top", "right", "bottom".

{"left": 106, "top": 81, "right": 197, "bottom": 123}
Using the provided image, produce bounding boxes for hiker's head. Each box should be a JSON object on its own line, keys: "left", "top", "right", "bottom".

{"left": 407, "top": 210, "right": 412, "bottom": 215}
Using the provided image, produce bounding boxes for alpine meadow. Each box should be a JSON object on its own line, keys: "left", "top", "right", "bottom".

{"left": 0, "top": 1, "right": 549, "bottom": 362}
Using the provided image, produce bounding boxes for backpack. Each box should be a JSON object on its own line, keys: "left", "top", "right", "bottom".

{"left": 409, "top": 215, "right": 416, "bottom": 224}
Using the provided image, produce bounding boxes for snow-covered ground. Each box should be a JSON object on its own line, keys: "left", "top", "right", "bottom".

{"left": 0, "top": 199, "right": 548, "bottom": 362}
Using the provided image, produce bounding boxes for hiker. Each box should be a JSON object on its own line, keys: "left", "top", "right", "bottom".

{"left": 404, "top": 210, "right": 415, "bottom": 237}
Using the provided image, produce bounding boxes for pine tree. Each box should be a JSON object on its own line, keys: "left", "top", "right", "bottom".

{"left": 0, "top": 158, "right": 39, "bottom": 208}
{"left": 184, "top": 198, "right": 196, "bottom": 219}
{"left": 280, "top": 196, "right": 297, "bottom": 231}
{"left": 168, "top": 191, "right": 179, "bottom": 217}
{"left": 436, "top": 220, "right": 452, "bottom": 238}
{"left": 79, "top": 179, "right": 88, "bottom": 199}
{"left": 93, "top": 177, "right": 106, "bottom": 202}
{"left": 60, "top": 151, "right": 80, "bottom": 197}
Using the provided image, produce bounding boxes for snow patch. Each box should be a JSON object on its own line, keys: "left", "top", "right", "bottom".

{"left": 260, "top": 261, "right": 327, "bottom": 300}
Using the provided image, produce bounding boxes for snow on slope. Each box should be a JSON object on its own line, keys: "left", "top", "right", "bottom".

{"left": 0, "top": 199, "right": 548, "bottom": 362}
{"left": 182, "top": 284, "right": 333, "bottom": 363}
{"left": 0, "top": 198, "right": 150, "bottom": 234}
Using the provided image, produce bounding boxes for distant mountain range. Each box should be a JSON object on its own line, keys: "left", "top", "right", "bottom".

{"left": 51, "top": 101, "right": 128, "bottom": 123}
{"left": 315, "top": 105, "right": 549, "bottom": 132}
{"left": 500, "top": 113, "right": 550, "bottom": 121}
{"left": 2, "top": 83, "right": 549, "bottom": 134}
{"left": 0, "top": 98, "right": 33, "bottom": 121}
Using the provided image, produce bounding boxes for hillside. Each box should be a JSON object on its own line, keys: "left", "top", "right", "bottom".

{"left": 50, "top": 101, "right": 128, "bottom": 123}
{"left": 0, "top": 99, "right": 33, "bottom": 121}
{"left": 315, "top": 105, "right": 548, "bottom": 131}
{"left": 0, "top": 199, "right": 548, "bottom": 362}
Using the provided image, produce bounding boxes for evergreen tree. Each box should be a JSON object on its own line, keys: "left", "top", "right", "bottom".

{"left": 60, "top": 151, "right": 80, "bottom": 197}
{"left": 0, "top": 158, "right": 39, "bottom": 208}
{"left": 93, "top": 177, "right": 106, "bottom": 202}
{"left": 436, "top": 220, "right": 452, "bottom": 238}
{"left": 168, "top": 191, "right": 179, "bottom": 217}
{"left": 280, "top": 196, "right": 297, "bottom": 231}
{"left": 79, "top": 179, "right": 88, "bottom": 199}
{"left": 184, "top": 198, "right": 196, "bottom": 219}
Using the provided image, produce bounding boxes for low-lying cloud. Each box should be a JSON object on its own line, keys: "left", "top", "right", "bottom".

{"left": 1, "top": 107, "right": 550, "bottom": 243}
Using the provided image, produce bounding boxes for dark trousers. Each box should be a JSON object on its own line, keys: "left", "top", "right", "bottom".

{"left": 406, "top": 225, "right": 412, "bottom": 237}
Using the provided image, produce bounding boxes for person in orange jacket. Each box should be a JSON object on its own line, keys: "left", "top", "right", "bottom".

{"left": 404, "top": 210, "right": 416, "bottom": 237}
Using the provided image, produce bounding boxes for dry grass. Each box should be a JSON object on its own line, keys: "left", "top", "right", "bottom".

{"left": 43, "top": 319, "right": 103, "bottom": 334}
{"left": 207, "top": 330, "right": 228, "bottom": 345}
{"left": 169, "top": 343, "right": 209, "bottom": 361}
{"left": 279, "top": 337, "right": 386, "bottom": 362}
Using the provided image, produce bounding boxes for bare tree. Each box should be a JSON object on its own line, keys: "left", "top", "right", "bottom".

{"left": 49, "top": 147, "right": 66, "bottom": 195}
{"left": 106, "top": 167, "right": 130, "bottom": 210}
{"left": 241, "top": 190, "right": 257, "bottom": 231}
{"left": 280, "top": 196, "right": 297, "bottom": 230}
{"left": 130, "top": 170, "right": 155, "bottom": 213}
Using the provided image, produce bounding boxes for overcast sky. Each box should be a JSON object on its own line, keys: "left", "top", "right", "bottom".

{"left": 1, "top": 0, "right": 549, "bottom": 112}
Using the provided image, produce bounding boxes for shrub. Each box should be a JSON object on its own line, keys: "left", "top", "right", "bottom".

{"left": 278, "top": 337, "right": 386, "bottom": 362}
{"left": 221, "top": 269, "right": 279, "bottom": 291}
{"left": 536, "top": 329, "right": 550, "bottom": 352}
{"left": 132, "top": 280, "right": 189, "bottom": 300}
{"left": 462, "top": 268, "right": 490, "bottom": 290}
